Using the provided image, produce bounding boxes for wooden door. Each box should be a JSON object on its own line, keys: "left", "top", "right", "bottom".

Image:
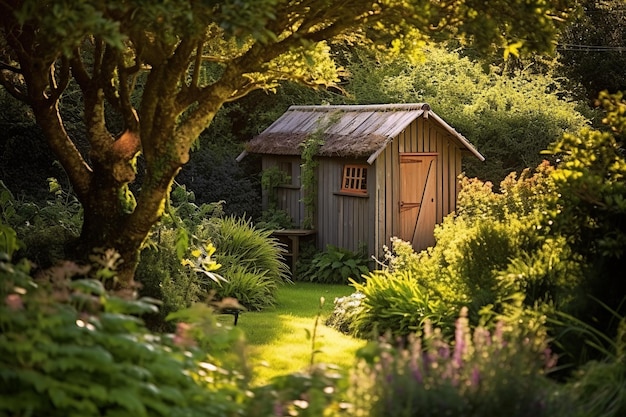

{"left": 399, "top": 154, "right": 437, "bottom": 251}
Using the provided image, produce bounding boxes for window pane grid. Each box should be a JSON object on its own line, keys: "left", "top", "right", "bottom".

{"left": 341, "top": 165, "right": 368, "bottom": 194}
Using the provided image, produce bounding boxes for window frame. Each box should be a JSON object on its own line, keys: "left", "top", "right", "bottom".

{"left": 340, "top": 164, "right": 369, "bottom": 195}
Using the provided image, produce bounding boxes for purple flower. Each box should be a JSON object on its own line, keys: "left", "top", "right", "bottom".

{"left": 470, "top": 366, "right": 480, "bottom": 387}
{"left": 410, "top": 356, "right": 423, "bottom": 383}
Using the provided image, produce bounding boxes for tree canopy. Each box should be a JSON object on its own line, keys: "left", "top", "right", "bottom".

{"left": 0, "top": 0, "right": 578, "bottom": 286}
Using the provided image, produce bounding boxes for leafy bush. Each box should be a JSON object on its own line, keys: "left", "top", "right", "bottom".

{"left": 299, "top": 244, "right": 370, "bottom": 284}
{"left": 1, "top": 178, "right": 82, "bottom": 268}
{"left": 347, "top": 308, "right": 567, "bottom": 417}
{"left": 213, "top": 265, "right": 278, "bottom": 311}
{"left": 137, "top": 228, "right": 209, "bottom": 331}
{"left": 138, "top": 192, "right": 290, "bottom": 325}
{"left": 202, "top": 215, "right": 290, "bottom": 285}
{"left": 349, "top": 271, "right": 456, "bottom": 338}
{"left": 345, "top": 45, "right": 589, "bottom": 184}
{"left": 327, "top": 164, "right": 583, "bottom": 339}
{"left": 255, "top": 207, "right": 295, "bottom": 231}
{"left": 0, "top": 252, "right": 247, "bottom": 417}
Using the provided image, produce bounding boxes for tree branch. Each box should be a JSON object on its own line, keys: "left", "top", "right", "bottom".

{"left": 191, "top": 39, "right": 204, "bottom": 88}
{"left": 117, "top": 55, "right": 139, "bottom": 133}
{"left": 0, "top": 67, "right": 29, "bottom": 103}
{"left": 70, "top": 47, "right": 92, "bottom": 90}
{"left": 47, "top": 57, "right": 70, "bottom": 104}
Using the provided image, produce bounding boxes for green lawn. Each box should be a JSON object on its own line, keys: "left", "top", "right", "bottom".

{"left": 224, "top": 282, "right": 366, "bottom": 386}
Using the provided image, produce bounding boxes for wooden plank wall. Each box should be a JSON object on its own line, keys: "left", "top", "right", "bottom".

{"left": 374, "top": 117, "right": 464, "bottom": 259}
{"left": 262, "top": 156, "right": 304, "bottom": 227}
{"left": 316, "top": 157, "right": 375, "bottom": 254}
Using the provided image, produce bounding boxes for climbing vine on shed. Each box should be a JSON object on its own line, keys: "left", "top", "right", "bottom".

{"left": 299, "top": 112, "right": 340, "bottom": 229}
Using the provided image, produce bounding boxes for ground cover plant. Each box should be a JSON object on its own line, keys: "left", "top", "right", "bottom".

{"left": 299, "top": 245, "right": 370, "bottom": 284}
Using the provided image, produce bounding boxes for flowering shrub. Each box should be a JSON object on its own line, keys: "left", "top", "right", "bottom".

{"left": 347, "top": 308, "right": 567, "bottom": 417}
{"left": 325, "top": 291, "right": 366, "bottom": 334}
{"left": 327, "top": 163, "right": 586, "bottom": 340}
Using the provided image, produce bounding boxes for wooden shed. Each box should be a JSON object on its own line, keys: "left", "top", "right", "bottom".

{"left": 237, "top": 103, "right": 484, "bottom": 260}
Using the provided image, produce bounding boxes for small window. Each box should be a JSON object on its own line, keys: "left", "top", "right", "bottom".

{"left": 341, "top": 164, "right": 368, "bottom": 194}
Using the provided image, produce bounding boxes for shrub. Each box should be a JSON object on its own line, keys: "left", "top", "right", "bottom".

{"left": 299, "top": 244, "right": 370, "bottom": 284}
{"left": 137, "top": 228, "right": 208, "bottom": 332}
{"left": 326, "top": 164, "right": 581, "bottom": 339}
{"left": 199, "top": 215, "right": 291, "bottom": 310}
{"left": 350, "top": 271, "right": 456, "bottom": 338}
{"left": 0, "top": 253, "right": 247, "bottom": 417}
{"left": 347, "top": 308, "right": 567, "bottom": 417}
{"left": 255, "top": 207, "right": 295, "bottom": 231}
{"left": 1, "top": 178, "right": 82, "bottom": 268}
{"left": 325, "top": 291, "right": 366, "bottom": 335}
{"left": 213, "top": 265, "right": 278, "bottom": 311}
{"left": 138, "top": 195, "right": 290, "bottom": 325}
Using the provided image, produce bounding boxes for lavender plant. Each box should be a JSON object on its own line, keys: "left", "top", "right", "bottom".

{"left": 347, "top": 308, "right": 568, "bottom": 417}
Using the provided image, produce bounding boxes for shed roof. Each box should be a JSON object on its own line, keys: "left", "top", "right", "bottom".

{"left": 237, "top": 103, "right": 484, "bottom": 163}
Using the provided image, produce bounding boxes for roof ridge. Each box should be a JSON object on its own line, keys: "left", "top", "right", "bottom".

{"left": 288, "top": 103, "right": 430, "bottom": 112}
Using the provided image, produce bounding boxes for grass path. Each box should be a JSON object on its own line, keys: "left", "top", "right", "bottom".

{"left": 227, "top": 282, "right": 366, "bottom": 386}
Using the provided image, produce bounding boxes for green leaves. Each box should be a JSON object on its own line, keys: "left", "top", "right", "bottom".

{"left": 0, "top": 255, "right": 246, "bottom": 417}
{"left": 350, "top": 270, "right": 452, "bottom": 338}
{"left": 301, "top": 245, "right": 370, "bottom": 284}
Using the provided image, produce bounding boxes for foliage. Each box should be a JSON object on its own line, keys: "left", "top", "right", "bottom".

{"left": 327, "top": 164, "right": 585, "bottom": 339}
{"left": 293, "top": 240, "right": 319, "bottom": 280}
{"left": 299, "top": 115, "right": 333, "bottom": 229}
{"left": 0, "top": 251, "right": 247, "bottom": 417}
{"left": 212, "top": 265, "right": 277, "bottom": 312}
{"left": 347, "top": 308, "right": 565, "bottom": 417}
{"left": 0, "top": 177, "right": 82, "bottom": 268}
{"left": 344, "top": 45, "right": 589, "bottom": 184}
{"left": 201, "top": 215, "right": 291, "bottom": 286}
{"left": 546, "top": 91, "right": 626, "bottom": 261}
{"left": 246, "top": 364, "right": 346, "bottom": 417}
{"left": 558, "top": 0, "right": 626, "bottom": 101}
{"left": 137, "top": 230, "right": 202, "bottom": 332}
{"left": 138, "top": 190, "right": 289, "bottom": 328}
{"left": 255, "top": 207, "right": 295, "bottom": 231}
{"left": 349, "top": 271, "right": 455, "bottom": 338}
{"left": 0, "top": 0, "right": 578, "bottom": 284}
{"left": 542, "top": 91, "right": 626, "bottom": 364}
{"left": 325, "top": 292, "right": 367, "bottom": 336}
{"left": 176, "top": 131, "right": 261, "bottom": 218}
{"left": 261, "top": 166, "right": 291, "bottom": 197}
{"left": 299, "top": 244, "right": 370, "bottom": 284}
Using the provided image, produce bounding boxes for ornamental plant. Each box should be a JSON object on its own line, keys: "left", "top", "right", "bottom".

{"left": 300, "top": 244, "right": 370, "bottom": 284}
{"left": 347, "top": 307, "right": 568, "bottom": 417}
{"left": 0, "top": 247, "right": 248, "bottom": 417}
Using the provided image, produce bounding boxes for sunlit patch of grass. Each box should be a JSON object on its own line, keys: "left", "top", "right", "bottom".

{"left": 234, "top": 282, "right": 366, "bottom": 386}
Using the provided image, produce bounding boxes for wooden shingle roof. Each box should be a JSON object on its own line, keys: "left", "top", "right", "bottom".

{"left": 237, "top": 103, "right": 484, "bottom": 163}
